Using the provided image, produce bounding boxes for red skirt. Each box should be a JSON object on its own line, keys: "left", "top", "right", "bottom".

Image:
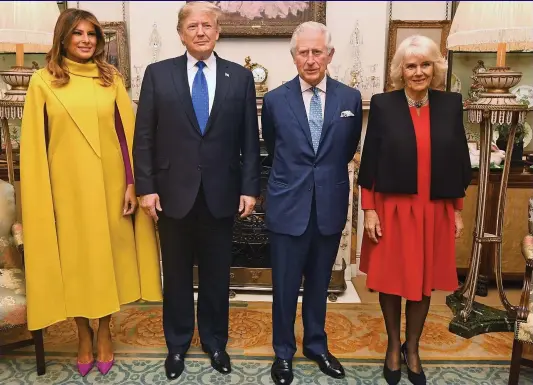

{"left": 359, "top": 190, "right": 460, "bottom": 301}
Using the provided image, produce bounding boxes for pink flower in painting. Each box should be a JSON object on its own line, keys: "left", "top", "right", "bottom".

{"left": 217, "top": 1, "right": 244, "bottom": 14}
{"left": 216, "top": 1, "right": 309, "bottom": 20}
{"left": 237, "top": 2, "right": 265, "bottom": 19}
{"left": 264, "top": 1, "right": 308, "bottom": 18}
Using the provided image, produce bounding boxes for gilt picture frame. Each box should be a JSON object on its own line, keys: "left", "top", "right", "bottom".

{"left": 186, "top": 1, "right": 326, "bottom": 37}
{"left": 385, "top": 20, "right": 452, "bottom": 91}
{"left": 101, "top": 22, "right": 131, "bottom": 88}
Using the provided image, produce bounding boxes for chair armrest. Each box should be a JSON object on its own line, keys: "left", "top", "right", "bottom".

{"left": 11, "top": 222, "right": 23, "bottom": 266}
{"left": 517, "top": 234, "right": 533, "bottom": 322}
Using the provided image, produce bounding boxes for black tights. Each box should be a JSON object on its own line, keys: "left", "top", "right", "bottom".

{"left": 379, "top": 293, "right": 431, "bottom": 373}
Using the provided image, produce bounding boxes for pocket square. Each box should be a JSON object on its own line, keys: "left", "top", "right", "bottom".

{"left": 340, "top": 110, "right": 354, "bottom": 117}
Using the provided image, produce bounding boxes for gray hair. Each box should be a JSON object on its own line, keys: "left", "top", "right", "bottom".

{"left": 290, "top": 21, "right": 334, "bottom": 56}
{"left": 390, "top": 35, "right": 448, "bottom": 90}
{"left": 177, "top": 1, "right": 222, "bottom": 32}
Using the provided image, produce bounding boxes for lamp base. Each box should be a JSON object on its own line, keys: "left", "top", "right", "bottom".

{"left": 0, "top": 66, "right": 36, "bottom": 103}
{"left": 446, "top": 292, "right": 516, "bottom": 339}
{"left": 466, "top": 66, "right": 528, "bottom": 124}
{"left": 476, "top": 66, "right": 522, "bottom": 93}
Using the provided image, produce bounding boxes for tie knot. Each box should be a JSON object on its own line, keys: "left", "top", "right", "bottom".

{"left": 196, "top": 61, "right": 206, "bottom": 70}
{"left": 311, "top": 87, "right": 320, "bottom": 96}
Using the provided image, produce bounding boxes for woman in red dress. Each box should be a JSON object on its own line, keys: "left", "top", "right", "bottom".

{"left": 357, "top": 35, "right": 472, "bottom": 385}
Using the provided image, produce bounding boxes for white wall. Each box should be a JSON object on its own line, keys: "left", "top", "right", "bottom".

{"left": 71, "top": 0, "right": 449, "bottom": 104}
{"left": 128, "top": 1, "right": 389, "bottom": 102}
{"left": 72, "top": 1, "right": 126, "bottom": 21}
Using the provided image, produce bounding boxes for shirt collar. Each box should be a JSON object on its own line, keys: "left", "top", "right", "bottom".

{"left": 299, "top": 75, "right": 327, "bottom": 94}
{"left": 186, "top": 51, "right": 216, "bottom": 70}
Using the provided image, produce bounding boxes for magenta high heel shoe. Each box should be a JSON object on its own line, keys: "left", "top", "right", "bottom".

{"left": 77, "top": 327, "right": 95, "bottom": 377}
{"left": 77, "top": 361, "right": 95, "bottom": 377}
{"left": 96, "top": 356, "right": 114, "bottom": 375}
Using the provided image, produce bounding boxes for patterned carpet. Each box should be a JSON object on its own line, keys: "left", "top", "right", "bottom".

{"left": 2, "top": 302, "right": 532, "bottom": 384}
{"left": 2, "top": 356, "right": 531, "bottom": 384}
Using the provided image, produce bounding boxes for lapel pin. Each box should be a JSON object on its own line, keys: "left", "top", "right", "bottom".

{"left": 225, "top": 73, "right": 230, "bottom": 77}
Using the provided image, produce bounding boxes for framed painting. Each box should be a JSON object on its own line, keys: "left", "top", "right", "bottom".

{"left": 101, "top": 22, "right": 131, "bottom": 88}
{"left": 186, "top": 1, "right": 326, "bottom": 37}
{"left": 385, "top": 20, "right": 452, "bottom": 91}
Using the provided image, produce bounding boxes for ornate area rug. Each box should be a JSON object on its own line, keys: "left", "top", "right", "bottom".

{"left": 2, "top": 302, "right": 531, "bottom": 383}
{"left": 1, "top": 356, "right": 532, "bottom": 384}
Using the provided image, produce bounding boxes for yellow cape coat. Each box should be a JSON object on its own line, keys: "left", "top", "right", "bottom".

{"left": 20, "top": 58, "right": 162, "bottom": 331}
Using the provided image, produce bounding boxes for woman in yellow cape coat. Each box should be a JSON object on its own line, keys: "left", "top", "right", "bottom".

{"left": 20, "top": 8, "right": 162, "bottom": 374}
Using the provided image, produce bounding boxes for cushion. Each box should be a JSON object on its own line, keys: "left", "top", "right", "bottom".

{"left": 0, "top": 179, "right": 17, "bottom": 269}
{"left": 0, "top": 267, "right": 27, "bottom": 331}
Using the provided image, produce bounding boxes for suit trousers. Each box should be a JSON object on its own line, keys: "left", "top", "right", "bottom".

{"left": 269, "top": 194, "right": 342, "bottom": 360}
{"left": 158, "top": 184, "right": 234, "bottom": 354}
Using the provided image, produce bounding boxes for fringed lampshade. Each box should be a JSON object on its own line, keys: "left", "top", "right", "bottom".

{"left": 0, "top": 1, "right": 60, "bottom": 102}
{"left": 0, "top": 1, "right": 59, "bottom": 46}
{"left": 447, "top": 0, "right": 532, "bottom": 122}
{"left": 447, "top": 1, "right": 533, "bottom": 55}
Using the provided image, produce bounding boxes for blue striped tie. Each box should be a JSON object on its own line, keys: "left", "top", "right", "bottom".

{"left": 309, "top": 87, "right": 323, "bottom": 153}
{"left": 192, "top": 61, "right": 209, "bottom": 134}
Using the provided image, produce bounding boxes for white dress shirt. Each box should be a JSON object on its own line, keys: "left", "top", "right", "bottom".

{"left": 186, "top": 51, "right": 217, "bottom": 114}
{"left": 300, "top": 76, "right": 326, "bottom": 120}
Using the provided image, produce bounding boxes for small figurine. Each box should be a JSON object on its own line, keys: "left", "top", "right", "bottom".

{"left": 244, "top": 56, "right": 252, "bottom": 71}
{"left": 466, "top": 60, "right": 486, "bottom": 104}
{"left": 468, "top": 140, "right": 505, "bottom": 168}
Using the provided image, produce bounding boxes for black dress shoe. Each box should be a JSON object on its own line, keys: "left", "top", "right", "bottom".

{"left": 164, "top": 353, "right": 185, "bottom": 380}
{"left": 271, "top": 357, "right": 293, "bottom": 385}
{"left": 303, "top": 350, "right": 345, "bottom": 379}
{"left": 203, "top": 347, "right": 231, "bottom": 374}
{"left": 383, "top": 362, "right": 401, "bottom": 385}
{"left": 401, "top": 343, "right": 427, "bottom": 385}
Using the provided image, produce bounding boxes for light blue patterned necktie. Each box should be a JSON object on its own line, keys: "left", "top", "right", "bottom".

{"left": 309, "top": 86, "right": 323, "bottom": 153}
{"left": 192, "top": 61, "right": 209, "bottom": 134}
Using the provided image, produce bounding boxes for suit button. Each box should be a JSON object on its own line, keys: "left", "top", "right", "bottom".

{"left": 313, "top": 164, "right": 317, "bottom": 168}
{"left": 197, "top": 165, "right": 201, "bottom": 170}
{"left": 308, "top": 186, "right": 312, "bottom": 191}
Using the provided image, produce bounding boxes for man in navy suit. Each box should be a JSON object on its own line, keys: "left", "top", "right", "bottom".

{"left": 261, "top": 22, "right": 363, "bottom": 385}
{"left": 133, "top": 1, "right": 260, "bottom": 381}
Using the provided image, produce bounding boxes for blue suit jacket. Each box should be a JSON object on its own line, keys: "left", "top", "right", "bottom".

{"left": 261, "top": 76, "right": 363, "bottom": 236}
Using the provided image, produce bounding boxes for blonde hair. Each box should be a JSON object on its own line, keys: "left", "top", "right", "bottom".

{"left": 177, "top": 1, "right": 222, "bottom": 32}
{"left": 390, "top": 35, "right": 447, "bottom": 90}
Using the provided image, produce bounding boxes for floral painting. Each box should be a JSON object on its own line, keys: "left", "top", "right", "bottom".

{"left": 186, "top": 1, "right": 326, "bottom": 37}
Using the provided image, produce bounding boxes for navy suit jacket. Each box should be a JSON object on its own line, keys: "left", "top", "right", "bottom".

{"left": 133, "top": 53, "right": 261, "bottom": 219}
{"left": 261, "top": 76, "right": 363, "bottom": 236}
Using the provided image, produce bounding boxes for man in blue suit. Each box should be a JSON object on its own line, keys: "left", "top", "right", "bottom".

{"left": 261, "top": 22, "right": 363, "bottom": 385}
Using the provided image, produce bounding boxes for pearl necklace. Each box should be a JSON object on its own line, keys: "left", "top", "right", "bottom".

{"left": 405, "top": 90, "right": 429, "bottom": 108}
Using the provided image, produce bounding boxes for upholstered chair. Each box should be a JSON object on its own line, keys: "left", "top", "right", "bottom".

{"left": 0, "top": 178, "right": 45, "bottom": 375}
{"left": 508, "top": 195, "right": 533, "bottom": 385}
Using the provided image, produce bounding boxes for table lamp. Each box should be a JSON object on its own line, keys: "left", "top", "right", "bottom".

{"left": 445, "top": 1, "right": 533, "bottom": 336}
{"left": 0, "top": 1, "right": 59, "bottom": 184}
{"left": 0, "top": 1, "right": 60, "bottom": 103}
